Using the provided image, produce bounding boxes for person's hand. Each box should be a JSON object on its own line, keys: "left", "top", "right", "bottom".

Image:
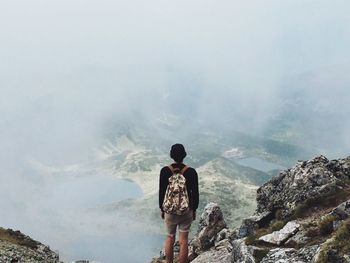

{"left": 193, "top": 210, "right": 196, "bottom": 220}
{"left": 161, "top": 211, "right": 165, "bottom": 220}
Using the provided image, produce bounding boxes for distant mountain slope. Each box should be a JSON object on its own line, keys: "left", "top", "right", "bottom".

{"left": 96, "top": 134, "right": 273, "bottom": 231}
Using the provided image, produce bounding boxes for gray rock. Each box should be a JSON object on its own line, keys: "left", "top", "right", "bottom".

{"left": 150, "top": 257, "right": 165, "bottom": 263}
{"left": 285, "top": 227, "right": 310, "bottom": 247}
{"left": 231, "top": 238, "right": 255, "bottom": 263}
{"left": 259, "top": 221, "right": 300, "bottom": 246}
{"left": 331, "top": 199, "right": 350, "bottom": 220}
{"left": 238, "top": 212, "right": 272, "bottom": 238}
{"left": 214, "top": 228, "right": 229, "bottom": 245}
{"left": 260, "top": 245, "right": 319, "bottom": 263}
{"left": 0, "top": 228, "right": 60, "bottom": 263}
{"left": 190, "top": 238, "right": 232, "bottom": 262}
{"left": 0, "top": 239, "right": 60, "bottom": 263}
{"left": 196, "top": 202, "right": 227, "bottom": 250}
{"left": 191, "top": 246, "right": 231, "bottom": 263}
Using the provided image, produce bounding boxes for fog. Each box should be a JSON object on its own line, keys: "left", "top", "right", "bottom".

{"left": 1, "top": 0, "right": 350, "bottom": 262}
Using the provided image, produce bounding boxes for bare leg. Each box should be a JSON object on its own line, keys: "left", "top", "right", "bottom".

{"left": 164, "top": 234, "right": 175, "bottom": 263}
{"left": 178, "top": 231, "right": 189, "bottom": 263}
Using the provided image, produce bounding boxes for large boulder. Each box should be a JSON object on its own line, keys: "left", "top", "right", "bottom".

{"left": 191, "top": 239, "right": 232, "bottom": 263}
{"left": 258, "top": 221, "right": 300, "bottom": 246}
{"left": 257, "top": 156, "right": 350, "bottom": 218}
{"left": 195, "top": 202, "right": 227, "bottom": 250}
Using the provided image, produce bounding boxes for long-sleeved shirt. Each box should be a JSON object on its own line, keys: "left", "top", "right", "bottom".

{"left": 159, "top": 162, "right": 199, "bottom": 212}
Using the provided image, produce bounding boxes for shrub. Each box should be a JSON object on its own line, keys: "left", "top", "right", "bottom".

{"left": 332, "top": 219, "right": 350, "bottom": 252}
{"left": 305, "top": 227, "right": 319, "bottom": 238}
{"left": 315, "top": 218, "right": 350, "bottom": 263}
{"left": 318, "top": 215, "right": 336, "bottom": 236}
{"left": 253, "top": 248, "right": 270, "bottom": 263}
{"left": 292, "top": 204, "right": 307, "bottom": 219}
{"left": 270, "top": 220, "right": 286, "bottom": 232}
{"left": 290, "top": 184, "right": 350, "bottom": 220}
{"left": 275, "top": 209, "right": 284, "bottom": 221}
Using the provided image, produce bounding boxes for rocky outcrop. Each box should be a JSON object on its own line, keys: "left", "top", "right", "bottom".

{"left": 151, "top": 155, "right": 350, "bottom": 263}
{"left": 195, "top": 202, "right": 227, "bottom": 250}
{"left": 257, "top": 155, "right": 350, "bottom": 218}
{"left": 191, "top": 203, "right": 230, "bottom": 261}
{"left": 0, "top": 228, "right": 60, "bottom": 263}
{"left": 260, "top": 246, "right": 319, "bottom": 263}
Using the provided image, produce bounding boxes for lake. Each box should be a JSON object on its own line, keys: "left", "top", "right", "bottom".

{"left": 0, "top": 172, "right": 162, "bottom": 263}
{"left": 236, "top": 157, "right": 286, "bottom": 172}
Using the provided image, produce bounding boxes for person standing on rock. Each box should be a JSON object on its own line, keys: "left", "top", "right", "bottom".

{"left": 159, "top": 144, "right": 199, "bottom": 263}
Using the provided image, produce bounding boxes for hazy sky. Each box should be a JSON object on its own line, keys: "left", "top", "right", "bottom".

{"left": 1, "top": 1, "right": 349, "bottom": 154}
{"left": 0, "top": 1, "right": 350, "bottom": 261}
{"left": 1, "top": 1, "right": 349, "bottom": 150}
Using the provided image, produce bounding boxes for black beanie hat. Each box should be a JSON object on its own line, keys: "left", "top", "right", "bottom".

{"left": 170, "top": 144, "right": 187, "bottom": 162}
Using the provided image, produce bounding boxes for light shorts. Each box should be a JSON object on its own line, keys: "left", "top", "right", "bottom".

{"left": 164, "top": 209, "right": 193, "bottom": 236}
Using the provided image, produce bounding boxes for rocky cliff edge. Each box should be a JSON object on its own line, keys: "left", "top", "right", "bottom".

{"left": 0, "top": 227, "right": 60, "bottom": 262}
{"left": 151, "top": 155, "right": 350, "bottom": 263}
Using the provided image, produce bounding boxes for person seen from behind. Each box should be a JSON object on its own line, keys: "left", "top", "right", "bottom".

{"left": 159, "top": 144, "right": 199, "bottom": 263}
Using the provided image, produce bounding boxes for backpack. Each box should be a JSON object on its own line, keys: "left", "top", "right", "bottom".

{"left": 162, "top": 165, "right": 190, "bottom": 215}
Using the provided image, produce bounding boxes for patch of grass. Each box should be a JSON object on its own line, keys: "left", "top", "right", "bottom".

{"left": 332, "top": 219, "right": 350, "bottom": 253}
{"left": 290, "top": 184, "right": 350, "bottom": 220}
{"left": 275, "top": 209, "right": 284, "bottom": 221}
{"left": 253, "top": 248, "right": 270, "bottom": 263}
{"left": 245, "top": 228, "right": 270, "bottom": 246}
{"left": 319, "top": 215, "right": 336, "bottom": 236}
{"left": 270, "top": 220, "right": 286, "bottom": 232}
{"left": 316, "top": 218, "right": 350, "bottom": 263}
{"left": 305, "top": 227, "right": 319, "bottom": 238}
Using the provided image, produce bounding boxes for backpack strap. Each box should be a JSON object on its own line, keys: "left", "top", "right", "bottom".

{"left": 180, "top": 165, "right": 189, "bottom": 175}
{"left": 168, "top": 165, "right": 175, "bottom": 174}
{"left": 168, "top": 164, "right": 189, "bottom": 174}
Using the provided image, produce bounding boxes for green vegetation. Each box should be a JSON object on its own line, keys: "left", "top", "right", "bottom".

{"left": 290, "top": 184, "right": 350, "bottom": 220}
{"left": 275, "top": 209, "right": 284, "bottom": 221}
{"left": 316, "top": 219, "right": 350, "bottom": 263}
{"left": 305, "top": 227, "right": 319, "bottom": 238}
{"left": 270, "top": 220, "right": 286, "bottom": 231}
{"left": 252, "top": 248, "right": 270, "bottom": 263}
{"left": 318, "top": 215, "right": 336, "bottom": 236}
{"left": 245, "top": 228, "right": 271, "bottom": 246}
{"left": 333, "top": 219, "right": 350, "bottom": 253}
